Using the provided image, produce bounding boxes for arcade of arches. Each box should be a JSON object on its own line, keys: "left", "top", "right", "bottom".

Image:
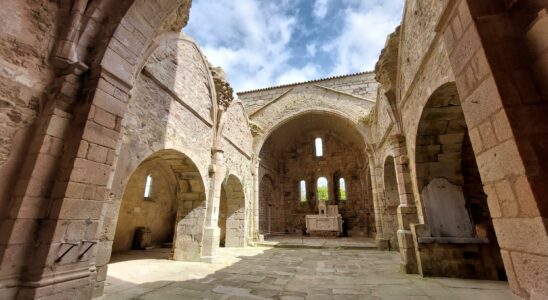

{"left": 0, "top": 0, "right": 547, "bottom": 299}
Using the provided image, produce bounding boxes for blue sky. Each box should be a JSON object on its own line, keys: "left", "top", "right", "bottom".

{"left": 185, "top": 0, "right": 403, "bottom": 92}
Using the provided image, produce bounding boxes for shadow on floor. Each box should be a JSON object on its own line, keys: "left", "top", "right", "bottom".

{"left": 100, "top": 246, "right": 512, "bottom": 300}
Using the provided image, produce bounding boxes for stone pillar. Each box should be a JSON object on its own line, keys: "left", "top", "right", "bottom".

{"left": 251, "top": 156, "right": 261, "bottom": 242}
{"left": 389, "top": 135, "right": 419, "bottom": 274}
{"left": 201, "top": 66, "right": 234, "bottom": 262}
{"left": 369, "top": 162, "right": 389, "bottom": 250}
{"left": 201, "top": 148, "right": 225, "bottom": 262}
{"left": 439, "top": 1, "right": 548, "bottom": 297}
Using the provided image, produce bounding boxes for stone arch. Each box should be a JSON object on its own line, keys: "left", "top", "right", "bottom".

{"left": 112, "top": 157, "right": 178, "bottom": 253}
{"left": 254, "top": 108, "right": 369, "bottom": 155}
{"left": 0, "top": 1, "right": 218, "bottom": 298}
{"left": 257, "top": 111, "right": 372, "bottom": 236}
{"left": 415, "top": 82, "right": 474, "bottom": 235}
{"left": 110, "top": 149, "right": 206, "bottom": 262}
{"left": 382, "top": 155, "right": 399, "bottom": 249}
{"left": 414, "top": 82, "right": 505, "bottom": 279}
{"left": 219, "top": 175, "right": 246, "bottom": 247}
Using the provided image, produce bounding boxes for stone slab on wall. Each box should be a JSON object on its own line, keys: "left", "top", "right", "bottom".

{"left": 422, "top": 178, "right": 473, "bottom": 238}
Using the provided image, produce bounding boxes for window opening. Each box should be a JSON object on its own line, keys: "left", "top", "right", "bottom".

{"left": 339, "top": 178, "right": 347, "bottom": 201}
{"left": 300, "top": 180, "right": 307, "bottom": 202}
{"left": 315, "top": 137, "right": 323, "bottom": 157}
{"left": 317, "top": 177, "right": 328, "bottom": 201}
{"left": 144, "top": 175, "right": 153, "bottom": 198}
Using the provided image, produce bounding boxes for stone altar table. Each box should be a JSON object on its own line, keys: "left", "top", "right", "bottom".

{"left": 305, "top": 203, "right": 343, "bottom": 236}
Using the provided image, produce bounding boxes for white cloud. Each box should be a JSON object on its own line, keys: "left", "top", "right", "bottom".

{"left": 185, "top": 0, "right": 403, "bottom": 91}
{"left": 306, "top": 43, "right": 317, "bottom": 57}
{"left": 313, "top": 0, "right": 331, "bottom": 19}
{"left": 185, "top": 0, "right": 301, "bottom": 91}
{"left": 324, "top": 1, "right": 403, "bottom": 75}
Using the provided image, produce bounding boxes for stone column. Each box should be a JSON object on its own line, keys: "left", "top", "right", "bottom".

{"left": 201, "top": 148, "right": 225, "bottom": 262}
{"left": 252, "top": 156, "right": 261, "bottom": 242}
{"left": 201, "top": 66, "right": 234, "bottom": 262}
{"left": 389, "top": 135, "right": 419, "bottom": 273}
{"left": 369, "top": 162, "right": 388, "bottom": 250}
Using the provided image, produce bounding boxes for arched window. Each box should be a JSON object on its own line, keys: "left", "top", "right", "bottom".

{"left": 315, "top": 137, "right": 323, "bottom": 157}
{"left": 144, "top": 174, "right": 153, "bottom": 198}
{"left": 317, "top": 177, "right": 328, "bottom": 201}
{"left": 300, "top": 180, "right": 307, "bottom": 202}
{"left": 339, "top": 178, "right": 347, "bottom": 201}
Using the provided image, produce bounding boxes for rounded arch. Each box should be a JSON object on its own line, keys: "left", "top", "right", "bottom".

{"left": 115, "top": 149, "right": 206, "bottom": 261}
{"left": 414, "top": 82, "right": 505, "bottom": 279}
{"left": 112, "top": 156, "right": 178, "bottom": 253}
{"left": 219, "top": 174, "right": 246, "bottom": 247}
{"left": 254, "top": 109, "right": 370, "bottom": 155}
{"left": 415, "top": 82, "right": 466, "bottom": 192}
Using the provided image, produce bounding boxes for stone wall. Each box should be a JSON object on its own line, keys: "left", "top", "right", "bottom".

{"left": 266, "top": 133, "right": 373, "bottom": 236}
{"left": 239, "top": 72, "right": 377, "bottom": 115}
{"left": 0, "top": 0, "right": 59, "bottom": 219}
{"left": 399, "top": 0, "right": 447, "bottom": 99}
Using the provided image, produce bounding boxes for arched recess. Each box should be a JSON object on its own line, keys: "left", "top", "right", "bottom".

{"left": 112, "top": 149, "right": 206, "bottom": 262}
{"left": 112, "top": 158, "right": 177, "bottom": 254}
{"left": 383, "top": 156, "right": 399, "bottom": 249}
{"left": 414, "top": 82, "right": 505, "bottom": 279}
{"left": 219, "top": 175, "right": 246, "bottom": 247}
{"left": 257, "top": 111, "right": 373, "bottom": 236}
{"left": 254, "top": 108, "right": 371, "bottom": 155}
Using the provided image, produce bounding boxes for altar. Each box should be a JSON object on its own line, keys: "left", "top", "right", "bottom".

{"left": 305, "top": 203, "right": 343, "bottom": 236}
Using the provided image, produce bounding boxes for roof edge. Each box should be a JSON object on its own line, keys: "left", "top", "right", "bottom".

{"left": 236, "top": 70, "right": 374, "bottom": 95}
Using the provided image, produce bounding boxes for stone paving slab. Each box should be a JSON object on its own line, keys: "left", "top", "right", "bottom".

{"left": 101, "top": 247, "right": 513, "bottom": 300}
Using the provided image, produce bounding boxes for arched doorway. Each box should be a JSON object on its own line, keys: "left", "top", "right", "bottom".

{"left": 415, "top": 83, "right": 506, "bottom": 280}
{"left": 112, "top": 149, "right": 206, "bottom": 262}
{"left": 383, "top": 156, "right": 399, "bottom": 250}
{"left": 219, "top": 175, "right": 246, "bottom": 247}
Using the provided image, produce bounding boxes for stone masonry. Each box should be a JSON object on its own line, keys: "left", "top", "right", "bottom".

{"left": 0, "top": 0, "right": 547, "bottom": 299}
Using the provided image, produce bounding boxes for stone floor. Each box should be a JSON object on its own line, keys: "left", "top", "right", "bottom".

{"left": 101, "top": 247, "right": 513, "bottom": 300}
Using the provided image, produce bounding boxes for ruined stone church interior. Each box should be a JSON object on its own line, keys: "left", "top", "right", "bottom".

{"left": 0, "top": 0, "right": 547, "bottom": 299}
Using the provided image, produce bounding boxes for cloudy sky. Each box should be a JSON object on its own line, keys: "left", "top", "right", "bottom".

{"left": 185, "top": 0, "right": 403, "bottom": 92}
